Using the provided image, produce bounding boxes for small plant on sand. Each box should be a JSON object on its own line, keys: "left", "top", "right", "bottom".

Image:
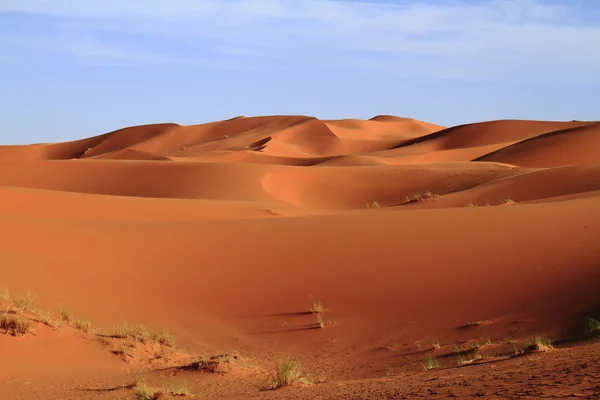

{"left": 367, "top": 201, "right": 381, "bottom": 208}
{"left": 263, "top": 359, "right": 313, "bottom": 390}
{"left": 423, "top": 356, "right": 440, "bottom": 370}
{"left": 112, "top": 323, "right": 176, "bottom": 348}
{"left": 135, "top": 382, "right": 160, "bottom": 400}
{"left": 0, "top": 314, "right": 31, "bottom": 336}
{"left": 167, "top": 380, "right": 191, "bottom": 396}
{"left": 33, "top": 309, "right": 56, "bottom": 328}
{"left": 316, "top": 313, "right": 325, "bottom": 328}
{"left": 13, "top": 292, "right": 37, "bottom": 313}
{"left": 586, "top": 317, "right": 600, "bottom": 334}
{"left": 406, "top": 191, "right": 440, "bottom": 203}
{"left": 113, "top": 323, "right": 152, "bottom": 342}
{"left": 533, "top": 336, "right": 553, "bottom": 352}
{"left": 506, "top": 339, "right": 523, "bottom": 356}
{"left": 59, "top": 307, "right": 75, "bottom": 324}
{"left": 309, "top": 295, "right": 324, "bottom": 314}
{"left": 431, "top": 341, "right": 441, "bottom": 350}
{"left": 154, "top": 329, "right": 176, "bottom": 348}
{"left": 75, "top": 318, "right": 92, "bottom": 333}
{"left": 500, "top": 198, "right": 517, "bottom": 205}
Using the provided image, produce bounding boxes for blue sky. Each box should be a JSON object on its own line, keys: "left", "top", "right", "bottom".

{"left": 1, "top": 0, "right": 599, "bottom": 145}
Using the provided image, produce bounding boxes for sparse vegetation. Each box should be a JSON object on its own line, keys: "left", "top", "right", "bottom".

{"left": 404, "top": 191, "right": 440, "bottom": 204}
{"left": 533, "top": 336, "right": 553, "bottom": 352}
{"left": 507, "top": 339, "right": 524, "bottom": 356}
{"left": 309, "top": 296, "right": 324, "bottom": 314}
{"left": 586, "top": 317, "right": 600, "bottom": 334}
{"left": 0, "top": 313, "right": 31, "bottom": 336}
{"left": 154, "top": 329, "right": 176, "bottom": 348}
{"left": 431, "top": 341, "right": 441, "bottom": 350}
{"left": 135, "top": 382, "right": 160, "bottom": 400}
{"left": 167, "top": 380, "right": 191, "bottom": 396}
{"left": 316, "top": 313, "right": 324, "bottom": 328}
{"left": 263, "top": 359, "right": 313, "bottom": 390}
{"left": 423, "top": 356, "right": 440, "bottom": 370}
{"left": 75, "top": 318, "right": 92, "bottom": 333}
{"left": 33, "top": 309, "right": 56, "bottom": 328}
{"left": 500, "top": 198, "right": 517, "bottom": 205}
{"left": 60, "top": 307, "right": 74, "bottom": 323}
{"left": 13, "top": 292, "right": 37, "bottom": 313}
{"left": 367, "top": 201, "right": 381, "bottom": 208}
{"left": 112, "top": 322, "right": 176, "bottom": 348}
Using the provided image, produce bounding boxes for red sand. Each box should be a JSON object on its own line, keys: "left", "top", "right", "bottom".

{"left": 1, "top": 116, "right": 599, "bottom": 399}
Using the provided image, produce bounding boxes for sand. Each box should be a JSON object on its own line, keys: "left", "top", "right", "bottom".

{"left": 0, "top": 115, "right": 599, "bottom": 399}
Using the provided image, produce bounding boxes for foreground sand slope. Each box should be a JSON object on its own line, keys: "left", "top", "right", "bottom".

{"left": 1, "top": 115, "right": 599, "bottom": 399}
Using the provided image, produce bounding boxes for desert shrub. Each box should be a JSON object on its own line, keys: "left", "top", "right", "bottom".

{"left": 60, "top": 307, "right": 75, "bottom": 323}
{"left": 0, "top": 314, "right": 31, "bottom": 336}
{"left": 112, "top": 323, "right": 176, "bottom": 348}
{"left": 167, "top": 380, "right": 191, "bottom": 396}
{"left": 423, "top": 356, "right": 440, "bottom": 370}
{"left": 13, "top": 292, "right": 37, "bottom": 313}
{"left": 75, "top": 318, "right": 92, "bottom": 333}
{"left": 263, "top": 359, "right": 312, "bottom": 390}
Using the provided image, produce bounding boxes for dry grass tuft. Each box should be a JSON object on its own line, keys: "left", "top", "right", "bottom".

{"left": 423, "top": 356, "right": 440, "bottom": 370}
{"left": 60, "top": 307, "right": 75, "bottom": 324}
{"left": 263, "top": 359, "right": 313, "bottom": 390}
{"left": 13, "top": 292, "right": 37, "bottom": 313}
{"left": 167, "top": 380, "right": 191, "bottom": 396}
{"left": 112, "top": 323, "right": 176, "bottom": 348}
{"left": 316, "top": 313, "right": 325, "bottom": 328}
{"left": 500, "top": 198, "right": 517, "bottom": 205}
{"left": 75, "top": 318, "right": 92, "bottom": 333}
{"left": 533, "top": 336, "right": 553, "bottom": 352}
{"left": 0, "top": 314, "right": 31, "bottom": 336}
{"left": 135, "top": 382, "right": 161, "bottom": 400}
{"left": 309, "top": 295, "right": 324, "bottom": 314}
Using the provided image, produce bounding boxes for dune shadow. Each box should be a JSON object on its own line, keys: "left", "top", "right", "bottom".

{"left": 80, "top": 384, "right": 133, "bottom": 393}
{"left": 250, "top": 324, "right": 323, "bottom": 335}
{"left": 244, "top": 311, "right": 315, "bottom": 319}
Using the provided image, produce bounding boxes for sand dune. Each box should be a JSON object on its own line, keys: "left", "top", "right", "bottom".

{"left": 1, "top": 115, "right": 599, "bottom": 399}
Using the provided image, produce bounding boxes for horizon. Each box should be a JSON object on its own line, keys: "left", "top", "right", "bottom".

{"left": 1, "top": 0, "right": 600, "bottom": 145}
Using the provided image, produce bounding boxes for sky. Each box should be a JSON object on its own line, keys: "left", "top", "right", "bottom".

{"left": 1, "top": 0, "right": 599, "bottom": 145}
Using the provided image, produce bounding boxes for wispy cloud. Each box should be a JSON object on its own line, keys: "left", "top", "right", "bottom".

{"left": 1, "top": 0, "right": 599, "bottom": 81}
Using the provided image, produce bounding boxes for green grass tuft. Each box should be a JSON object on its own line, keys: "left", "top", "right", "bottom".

{"left": 423, "top": 356, "right": 440, "bottom": 370}
{"left": 533, "top": 336, "right": 553, "bottom": 352}
{"left": 586, "top": 317, "right": 600, "bottom": 334}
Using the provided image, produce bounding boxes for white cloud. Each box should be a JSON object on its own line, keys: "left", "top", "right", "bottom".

{"left": 1, "top": 0, "right": 599, "bottom": 82}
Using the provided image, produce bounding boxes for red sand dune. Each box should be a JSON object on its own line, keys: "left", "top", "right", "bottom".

{"left": 1, "top": 115, "right": 599, "bottom": 399}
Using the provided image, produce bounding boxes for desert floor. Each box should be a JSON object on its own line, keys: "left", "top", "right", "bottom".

{"left": 1, "top": 115, "right": 599, "bottom": 399}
